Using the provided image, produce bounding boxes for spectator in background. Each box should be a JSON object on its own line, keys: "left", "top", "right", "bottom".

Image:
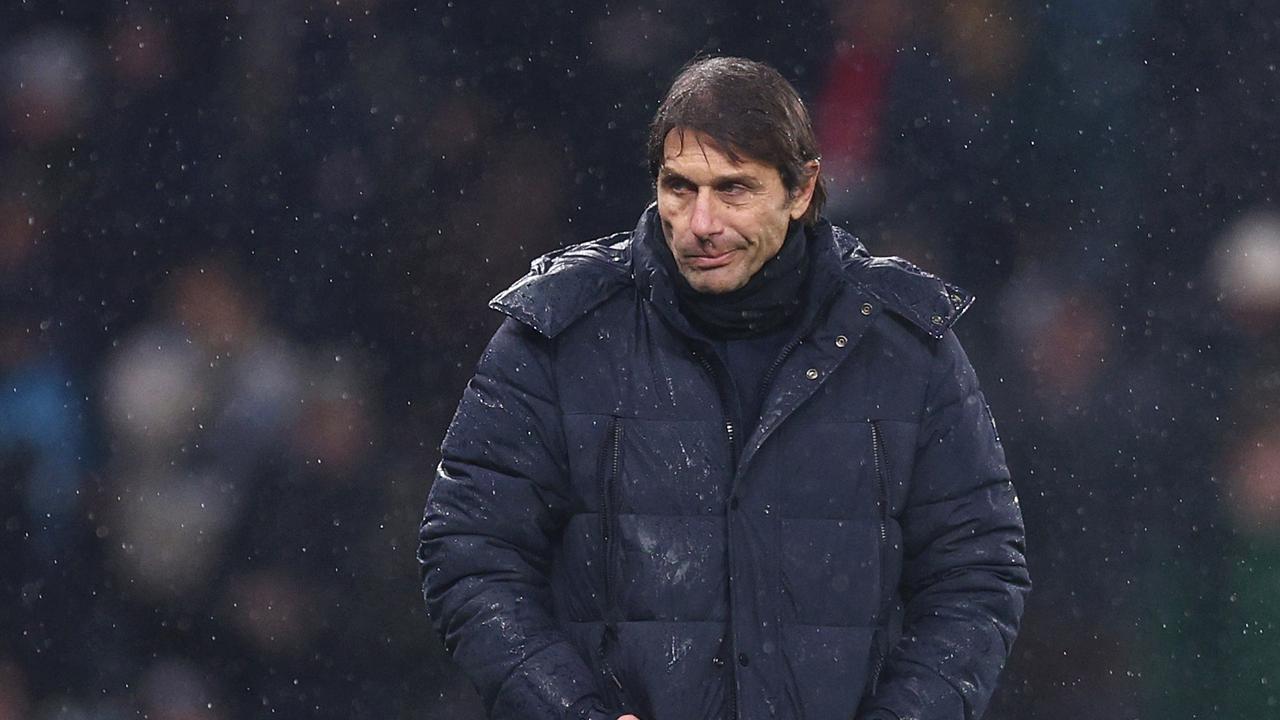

{"left": 100, "top": 259, "right": 303, "bottom": 603}
{"left": 2, "top": 27, "right": 93, "bottom": 148}
{"left": 1206, "top": 210, "right": 1280, "bottom": 719}
{"left": 0, "top": 195, "right": 86, "bottom": 558}
{"left": 813, "top": 0, "right": 905, "bottom": 219}
{"left": 95, "top": 255, "right": 398, "bottom": 717}
{"left": 97, "top": 259, "right": 305, "bottom": 715}
{"left": 0, "top": 299, "right": 91, "bottom": 712}
{"left": 0, "top": 180, "right": 94, "bottom": 710}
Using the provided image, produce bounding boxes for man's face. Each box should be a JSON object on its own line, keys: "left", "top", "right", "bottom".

{"left": 656, "top": 128, "right": 817, "bottom": 294}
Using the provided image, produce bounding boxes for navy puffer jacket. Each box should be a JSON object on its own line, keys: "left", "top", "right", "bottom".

{"left": 419, "top": 207, "right": 1029, "bottom": 720}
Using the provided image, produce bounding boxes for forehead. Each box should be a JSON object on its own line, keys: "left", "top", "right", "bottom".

{"left": 660, "top": 128, "right": 775, "bottom": 178}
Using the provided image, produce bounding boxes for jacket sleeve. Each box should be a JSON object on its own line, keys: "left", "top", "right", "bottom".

{"left": 859, "top": 330, "right": 1030, "bottom": 720}
{"left": 419, "top": 318, "right": 615, "bottom": 720}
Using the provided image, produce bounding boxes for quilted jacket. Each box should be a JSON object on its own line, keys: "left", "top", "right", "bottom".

{"left": 419, "top": 206, "right": 1029, "bottom": 720}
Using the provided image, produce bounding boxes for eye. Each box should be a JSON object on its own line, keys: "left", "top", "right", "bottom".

{"left": 715, "top": 182, "right": 753, "bottom": 201}
{"left": 662, "top": 177, "right": 694, "bottom": 194}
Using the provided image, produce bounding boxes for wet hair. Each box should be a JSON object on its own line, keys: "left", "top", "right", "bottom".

{"left": 647, "top": 56, "right": 826, "bottom": 225}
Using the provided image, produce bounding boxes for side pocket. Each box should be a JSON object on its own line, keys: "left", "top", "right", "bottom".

{"left": 595, "top": 416, "right": 631, "bottom": 708}
{"left": 867, "top": 628, "right": 887, "bottom": 697}
{"left": 597, "top": 416, "right": 624, "bottom": 619}
{"left": 598, "top": 626, "right": 632, "bottom": 709}
{"left": 869, "top": 421, "right": 892, "bottom": 622}
{"left": 868, "top": 420, "right": 893, "bottom": 698}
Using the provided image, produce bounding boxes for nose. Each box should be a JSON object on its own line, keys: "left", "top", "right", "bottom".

{"left": 689, "top": 189, "right": 723, "bottom": 239}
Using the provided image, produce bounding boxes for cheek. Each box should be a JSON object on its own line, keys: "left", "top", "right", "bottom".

{"left": 657, "top": 197, "right": 682, "bottom": 221}
{"left": 658, "top": 214, "right": 679, "bottom": 245}
{"left": 737, "top": 211, "right": 775, "bottom": 244}
{"left": 658, "top": 205, "right": 691, "bottom": 242}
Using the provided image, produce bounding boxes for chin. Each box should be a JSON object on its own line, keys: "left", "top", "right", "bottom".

{"left": 683, "top": 270, "right": 747, "bottom": 295}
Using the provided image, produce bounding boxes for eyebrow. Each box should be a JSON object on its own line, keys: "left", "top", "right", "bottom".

{"left": 658, "top": 168, "right": 762, "bottom": 188}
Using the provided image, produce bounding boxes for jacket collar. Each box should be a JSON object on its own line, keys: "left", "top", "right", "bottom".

{"left": 632, "top": 204, "right": 852, "bottom": 339}
{"left": 632, "top": 204, "right": 972, "bottom": 341}
{"left": 491, "top": 204, "right": 973, "bottom": 341}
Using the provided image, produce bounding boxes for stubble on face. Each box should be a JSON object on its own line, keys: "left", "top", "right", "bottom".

{"left": 655, "top": 129, "right": 811, "bottom": 294}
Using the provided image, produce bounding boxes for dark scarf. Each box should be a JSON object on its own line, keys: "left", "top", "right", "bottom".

{"left": 649, "top": 221, "right": 810, "bottom": 339}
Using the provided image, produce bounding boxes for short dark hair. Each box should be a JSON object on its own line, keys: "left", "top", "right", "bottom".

{"left": 647, "top": 56, "right": 826, "bottom": 225}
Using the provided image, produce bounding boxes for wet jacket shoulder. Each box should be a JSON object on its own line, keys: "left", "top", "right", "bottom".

{"left": 489, "top": 231, "right": 634, "bottom": 339}
{"left": 420, "top": 211, "right": 1029, "bottom": 720}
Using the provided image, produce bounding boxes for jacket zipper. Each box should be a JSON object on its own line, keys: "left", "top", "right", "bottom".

{"left": 694, "top": 352, "right": 737, "bottom": 470}
{"left": 599, "top": 417, "right": 623, "bottom": 608}
{"left": 693, "top": 350, "right": 739, "bottom": 719}
{"left": 597, "top": 417, "right": 629, "bottom": 705}
{"left": 868, "top": 420, "right": 891, "bottom": 695}
{"left": 869, "top": 421, "right": 889, "bottom": 551}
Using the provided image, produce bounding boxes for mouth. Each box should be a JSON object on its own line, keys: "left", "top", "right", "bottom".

{"left": 684, "top": 249, "right": 739, "bottom": 270}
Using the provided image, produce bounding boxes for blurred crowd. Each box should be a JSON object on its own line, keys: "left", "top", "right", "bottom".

{"left": 2, "top": 1, "right": 1277, "bottom": 718}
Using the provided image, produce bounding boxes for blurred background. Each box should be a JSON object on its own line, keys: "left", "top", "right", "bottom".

{"left": 1, "top": 1, "right": 1277, "bottom": 718}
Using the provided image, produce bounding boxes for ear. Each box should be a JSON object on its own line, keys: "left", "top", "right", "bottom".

{"left": 788, "top": 160, "right": 821, "bottom": 221}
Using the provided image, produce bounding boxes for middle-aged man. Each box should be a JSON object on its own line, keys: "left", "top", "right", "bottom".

{"left": 419, "top": 56, "right": 1030, "bottom": 720}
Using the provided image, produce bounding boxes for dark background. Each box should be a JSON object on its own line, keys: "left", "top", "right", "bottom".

{"left": 3, "top": 1, "right": 1278, "bottom": 718}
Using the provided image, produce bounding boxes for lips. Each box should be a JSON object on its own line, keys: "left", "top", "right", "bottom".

{"left": 684, "top": 249, "right": 739, "bottom": 270}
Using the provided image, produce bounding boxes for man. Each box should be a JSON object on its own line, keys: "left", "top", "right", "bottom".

{"left": 419, "top": 56, "right": 1029, "bottom": 720}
